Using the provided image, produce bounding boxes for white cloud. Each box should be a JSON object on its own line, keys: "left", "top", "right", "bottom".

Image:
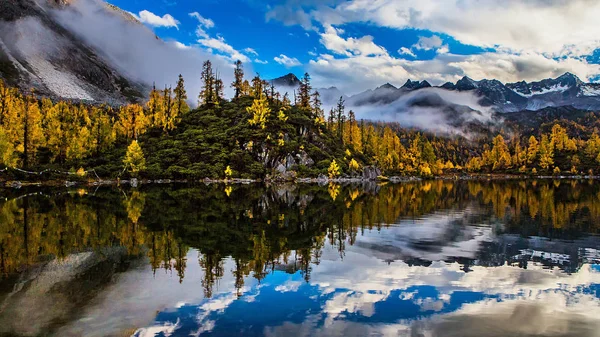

{"left": 413, "top": 35, "right": 443, "bottom": 50}
{"left": 189, "top": 12, "right": 214, "bottom": 29}
{"left": 398, "top": 47, "right": 416, "bottom": 58}
{"left": 320, "top": 25, "right": 387, "bottom": 57}
{"left": 187, "top": 11, "right": 251, "bottom": 63}
{"left": 254, "top": 59, "right": 268, "bottom": 64}
{"left": 244, "top": 47, "right": 258, "bottom": 56}
{"left": 303, "top": 0, "right": 600, "bottom": 58}
{"left": 133, "top": 10, "right": 180, "bottom": 29}
{"left": 189, "top": 11, "right": 215, "bottom": 38}
{"left": 198, "top": 36, "right": 250, "bottom": 63}
{"left": 274, "top": 54, "right": 302, "bottom": 67}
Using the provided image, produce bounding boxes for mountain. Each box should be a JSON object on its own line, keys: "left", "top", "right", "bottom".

{"left": 0, "top": 0, "right": 145, "bottom": 104}
{"left": 271, "top": 73, "right": 301, "bottom": 87}
{"left": 401, "top": 79, "right": 431, "bottom": 90}
{"left": 317, "top": 86, "right": 347, "bottom": 104}
{"left": 313, "top": 72, "right": 600, "bottom": 114}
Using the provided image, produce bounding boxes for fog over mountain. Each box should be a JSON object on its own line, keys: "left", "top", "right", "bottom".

{"left": 0, "top": 0, "right": 240, "bottom": 104}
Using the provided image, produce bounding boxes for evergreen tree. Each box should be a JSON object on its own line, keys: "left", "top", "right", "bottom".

{"left": 231, "top": 60, "right": 244, "bottom": 99}
{"left": 336, "top": 96, "right": 345, "bottom": 140}
{"left": 299, "top": 73, "right": 312, "bottom": 109}
{"left": 174, "top": 74, "right": 190, "bottom": 117}
{"left": 199, "top": 60, "right": 215, "bottom": 105}
{"left": 214, "top": 72, "right": 224, "bottom": 105}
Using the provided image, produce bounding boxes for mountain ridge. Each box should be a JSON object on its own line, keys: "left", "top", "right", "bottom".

{"left": 310, "top": 72, "right": 600, "bottom": 113}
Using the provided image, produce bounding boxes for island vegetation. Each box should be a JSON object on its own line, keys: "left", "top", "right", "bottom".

{"left": 1, "top": 60, "right": 600, "bottom": 182}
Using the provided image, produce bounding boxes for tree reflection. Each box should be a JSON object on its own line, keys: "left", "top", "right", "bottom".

{"left": 1, "top": 179, "right": 600, "bottom": 296}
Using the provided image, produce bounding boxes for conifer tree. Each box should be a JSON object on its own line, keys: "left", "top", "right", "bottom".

{"left": 298, "top": 73, "right": 312, "bottom": 109}
{"left": 20, "top": 94, "right": 45, "bottom": 168}
{"left": 89, "top": 106, "right": 115, "bottom": 156}
{"left": 118, "top": 104, "right": 148, "bottom": 140}
{"left": 199, "top": 60, "right": 215, "bottom": 105}
{"left": 251, "top": 75, "right": 263, "bottom": 98}
{"left": 336, "top": 96, "right": 345, "bottom": 140}
{"left": 124, "top": 140, "right": 146, "bottom": 174}
{"left": 147, "top": 84, "right": 163, "bottom": 127}
{"left": 231, "top": 60, "right": 244, "bottom": 99}
{"left": 174, "top": 74, "right": 189, "bottom": 117}
{"left": 538, "top": 134, "right": 554, "bottom": 170}
{"left": 311, "top": 91, "right": 324, "bottom": 124}
{"left": 214, "top": 74, "right": 224, "bottom": 105}
{"left": 527, "top": 136, "right": 539, "bottom": 165}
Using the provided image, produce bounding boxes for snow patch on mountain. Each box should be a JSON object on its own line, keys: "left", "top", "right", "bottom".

{"left": 580, "top": 85, "right": 600, "bottom": 97}
{"left": 517, "top": 84, "right": 569, "bottom": 98}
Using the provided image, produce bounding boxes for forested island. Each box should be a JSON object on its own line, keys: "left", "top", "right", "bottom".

{"left": 1, "top": 60, "right": 600, "bottom": 184}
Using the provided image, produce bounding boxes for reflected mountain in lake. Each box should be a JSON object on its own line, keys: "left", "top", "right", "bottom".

{"left": 0, "top": 180, "right": 599, "bottom": 336}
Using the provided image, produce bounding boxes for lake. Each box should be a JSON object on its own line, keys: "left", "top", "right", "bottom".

{"left": 0, "top": 180, "right": 599, "bottom": 337}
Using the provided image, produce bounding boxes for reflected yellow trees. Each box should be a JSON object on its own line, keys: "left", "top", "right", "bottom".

{"left": 1, "top": 179, "right": 600, "bottom": 295}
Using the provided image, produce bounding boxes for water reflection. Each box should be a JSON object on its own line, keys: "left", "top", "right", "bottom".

{"left": 0, "top": 180, "right": 599, "bottom": 336}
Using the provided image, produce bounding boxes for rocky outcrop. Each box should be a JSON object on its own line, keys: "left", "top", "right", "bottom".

{"left": 362, "top": 166, "right": 381, "bottom": 180}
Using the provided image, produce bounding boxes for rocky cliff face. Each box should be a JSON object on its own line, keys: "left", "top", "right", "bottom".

{"left": 0, "top": 0, "right": 145, "bottom": 104}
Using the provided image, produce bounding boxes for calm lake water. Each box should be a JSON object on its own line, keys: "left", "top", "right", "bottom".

{"left": 0, "top": 180, "right": 599, "bottom": 337}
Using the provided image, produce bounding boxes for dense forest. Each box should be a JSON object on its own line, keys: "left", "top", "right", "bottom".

{"left": 1, "top": 59, "right": 600, "bottom": 181}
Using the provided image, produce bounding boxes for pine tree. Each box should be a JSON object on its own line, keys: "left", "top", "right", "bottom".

{"left": 231, "top": 60, "right": 244, "bottom": 99}
{"left": 174, "top": 74, "right": 189, "bottom": 117}
{"left": 298, "top": 73, "right": 312, "bottom": 109}
{"left": 311, "top": 91, "right": 324, "bottom": 124}
{"left": 123, "top": 140, "right": 146, "bottom": 174}
{"left": 199, "top": 60, "right": 215, "bottom": 105}
{"left": 214, "top": 74, "right": 224, "bottom": 105}
{"left": 336, "top": 96, "right": 345, "bottom": 140}
{"left": 251, "top": 75, "right": 263, "bottom": 98}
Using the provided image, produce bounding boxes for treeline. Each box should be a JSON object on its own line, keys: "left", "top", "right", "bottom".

{"left": 466, "top": 124, "right": 600, "bottom": 175}
{"left": 2, "top": 59, "right": 600, "bottom": 179}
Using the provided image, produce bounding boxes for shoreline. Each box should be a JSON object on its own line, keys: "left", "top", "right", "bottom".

{"left": 2, "top": 173, "right": 600, "bottom": 189}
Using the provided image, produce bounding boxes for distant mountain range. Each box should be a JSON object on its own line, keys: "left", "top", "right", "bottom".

{"left": 272, "top": 72, "right": 600, "bottom": 113}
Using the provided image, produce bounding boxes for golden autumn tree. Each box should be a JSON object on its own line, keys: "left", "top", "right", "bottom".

{"left": 538, "top": 135, "right": 554, "bottom": 170}
{"left": 124, "top": 140, "right": 146, "bottom": 174}
{"left": 527, "top": 135, "right": 539, "bottom": 165}
{"left": 89, "top": 106, "right": 115, "bottom": 156}
{"left": 45, "top": 101, "right": 74, "bottom": 162}
{"left": 20, "top": 95, "right": 45, "bottom": 168}
{"left": 117, "top": 104, "right": 148, "bottom": 140}
{"left": 247, "top": 93, "right": 271, "bottom": 129}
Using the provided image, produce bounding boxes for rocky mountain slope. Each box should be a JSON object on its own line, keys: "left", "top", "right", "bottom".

{"left": 0, "top": 0, "right": 144, "bottom": 104}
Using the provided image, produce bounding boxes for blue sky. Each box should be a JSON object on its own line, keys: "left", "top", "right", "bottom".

{"left": 106, "top": 0, "right": 600, "bottom": 94}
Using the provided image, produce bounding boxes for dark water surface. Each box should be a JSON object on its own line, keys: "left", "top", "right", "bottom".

{"left": 0, "top": 180, "right": 599, "bottom": 337}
